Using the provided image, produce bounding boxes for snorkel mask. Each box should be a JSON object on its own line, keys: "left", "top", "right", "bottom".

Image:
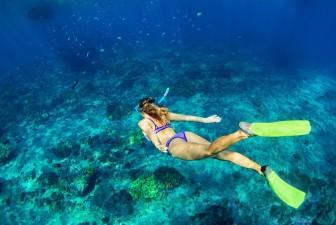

{"left": 135, "top": 88, "right": 170, "bottom": 112}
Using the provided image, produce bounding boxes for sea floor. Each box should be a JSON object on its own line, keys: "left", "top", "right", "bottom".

{"left": 0, "top": 46, "right": 335, "bottom": 225}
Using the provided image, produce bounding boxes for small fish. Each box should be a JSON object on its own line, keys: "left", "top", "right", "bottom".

{"left": 196, "top": 12, "right": 202, "bottom": 17}
{"left": 86, "top": 52, "right": 90, "bottom": 57}
{"left": 72, "top": 80, "right": 79, "bottom": 90}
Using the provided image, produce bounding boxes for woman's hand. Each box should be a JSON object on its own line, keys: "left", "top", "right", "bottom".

{"left": 204, "top": 115, "right": 221, "bottom": 123}
{"left": 155, "top": 144, "right": 168, "bottom": 153}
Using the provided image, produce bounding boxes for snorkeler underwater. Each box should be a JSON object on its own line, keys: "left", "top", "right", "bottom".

{"left": 0, "top": 0, "right": 335, "bottom": 224}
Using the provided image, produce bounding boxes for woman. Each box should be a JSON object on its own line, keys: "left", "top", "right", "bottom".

{"left": 137, "top": 97, "right": 263, "bottom": 175}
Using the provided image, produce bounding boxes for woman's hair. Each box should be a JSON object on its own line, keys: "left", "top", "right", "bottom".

{"left": 138, "top": 97, "right": 169, "bottom": 123}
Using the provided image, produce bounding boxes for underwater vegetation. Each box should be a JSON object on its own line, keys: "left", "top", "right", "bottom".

{"left": 50, "top": 140, "right": 80, "bottom": 159}
{"left": 129, "top": 166, "right": 186, "bottom": 199}
{"left": 106, "top": 101, "right": 132, "bottom": 121}
{"left": 73, "top": 166, "right": 97, "bottom": 196}
{"left": 129, "top": 174, "right": 166, "bottom": 199}
{"left": 0, "top": 139, "right": 13, "bottom": 164}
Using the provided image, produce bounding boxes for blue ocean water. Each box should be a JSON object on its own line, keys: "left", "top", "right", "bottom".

{"left": 0, "top": 0, "right": 335, "bottom": 224}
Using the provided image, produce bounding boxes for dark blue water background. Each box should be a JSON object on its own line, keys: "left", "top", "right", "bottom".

{"left": 0, "top": 0, "right": 335, "bottom": 75}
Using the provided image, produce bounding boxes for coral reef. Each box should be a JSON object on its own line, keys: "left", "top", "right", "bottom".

{"left": 38, "top": 172, "right": 60, "bottom": 187}
{"left": 106, "top": 101, "right": 131, "bottom": 121}
{"left": 154, "top": 166, "right": 185, "bottom": 190}
{"left": 129, "top": 130, "right": 143, "bottom": 146}
{"left": 51, "top": 141, "right": 80, "bottom": 159}
{"left": 313, "top": 197, "right": 336, "bottom": 225}
{"left": 0, "top": 26, "right": 335, "bottom": 223}
{"left": 129, "top": 174, "right": 165, "bottom": 200}
{"left": 0, "top": 140, "right": 13, "bottom": 163}
{"left": 190, "top": 205, "right": 235, "bottom": 225}
{"left": 73, "top": 166, "right": 97, "bottom": 196}
{"left": 129, "top": 167, "right": 186, "bottom": 200}
{"left": 102, "top": 190, "right": 134, "bottom": 216}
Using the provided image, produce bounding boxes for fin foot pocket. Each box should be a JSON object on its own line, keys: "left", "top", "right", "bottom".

{"left": 239, "top": 122, "right": 257, "bottom": 137}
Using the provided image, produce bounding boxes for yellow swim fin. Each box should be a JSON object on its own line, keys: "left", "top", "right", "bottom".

{"left": 262, "top": 166, "right": 306, "bottom": 208}
{"left": 240, "top": 120, "right": 311, "bottom": 137}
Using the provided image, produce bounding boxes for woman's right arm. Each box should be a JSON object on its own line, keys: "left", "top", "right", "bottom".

{"left": 138, "top": 120, "right": 168, "bottom": 152}
{"left": 168, "top": 112, "right": 221, "bottom": 123}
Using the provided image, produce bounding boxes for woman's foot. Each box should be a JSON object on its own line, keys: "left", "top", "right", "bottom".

{"left": 239, "top": 122, "right": 257, "bottom": 137}
{"left": 252, "top": 165, "right": 263, "bottom": 175}
{"left": 261, "top": 165, "right": 273, "bottom": 178}
{"left": 238, "top": 129, "right": 250, "bottom": 139}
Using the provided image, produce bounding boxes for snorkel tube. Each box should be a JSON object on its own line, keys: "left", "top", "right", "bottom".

{"left": 157, "top": 88, "right": 170, "bottom": 104}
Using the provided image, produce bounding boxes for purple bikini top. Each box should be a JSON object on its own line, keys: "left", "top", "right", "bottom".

{"left": 146, "top": 117, "right": 172, "bottom": 134}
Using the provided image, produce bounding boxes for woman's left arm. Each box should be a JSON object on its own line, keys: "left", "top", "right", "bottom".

{"left": 169, "top": 112, "right": 221, "bottom": 123}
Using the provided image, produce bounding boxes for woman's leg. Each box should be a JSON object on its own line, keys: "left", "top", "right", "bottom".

{"left": 169, "top": 139, "right": 262, "bottom": 174}
{"left": 168, "top": 131, "right": 249, "bottom": 160}
{"left": 168, "top": 131, "right": 262, "bottom": 174}
{"left": 214, "top": 150, "right": 262, "bottom": 175}
{"left": 207, "top": 130, "right": 249, "bottom": 155}
{"left": 184, "top": 131, "right": 211, "bottom": 145}
{"left": 166, "top": 132, "right": 211, "bottom": 160}
{"left": 168, "top": 138, "right": 211, "bottom": 160}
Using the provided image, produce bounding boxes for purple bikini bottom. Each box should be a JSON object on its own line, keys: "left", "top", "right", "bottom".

{"left": 165, "top": 131, "right": 188, "bottom": 156}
